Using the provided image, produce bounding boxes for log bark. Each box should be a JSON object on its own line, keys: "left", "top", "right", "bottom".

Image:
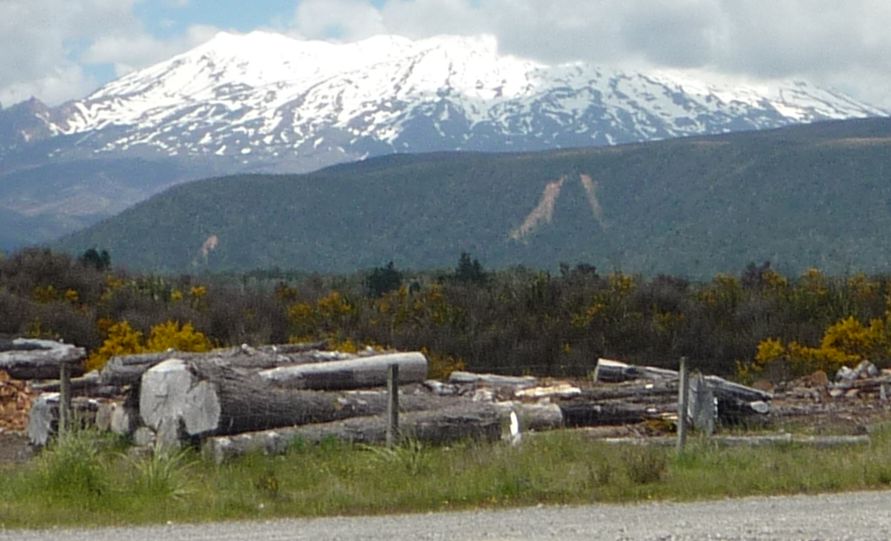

{"left": 593, "top": 358, "right": 678, "bottom": 383}
{"left": 0, "top": 339, "right": 85, "bottom": 380}
{"left": 259, "top": 352, "right": 427, "bottom": 390}
{"left": 202, "top": 404, "right": 502, "bottom": 463}
{"left": 139, "top": 358, "right": 449, "bottom": 438}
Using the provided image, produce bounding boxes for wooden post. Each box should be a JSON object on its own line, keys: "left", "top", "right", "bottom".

{"left": 386, "top": 364, "right": 399, "bottom": 447}
{"left": 59, "top": 361, "right": 72, "bottom": 437}
{"left": 676, "top": 357, "right": 689, "bottom": 454}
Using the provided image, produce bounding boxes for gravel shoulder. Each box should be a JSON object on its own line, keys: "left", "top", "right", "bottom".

{"left": 3, "top": 489, "right": 891, "bottom": 541}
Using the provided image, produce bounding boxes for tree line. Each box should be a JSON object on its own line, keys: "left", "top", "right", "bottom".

{"left": 2, "top": 248, "right": 891, "bottom": 381}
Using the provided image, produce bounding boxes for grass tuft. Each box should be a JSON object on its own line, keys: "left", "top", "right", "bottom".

{"left": 126, "top": 445, "right": 196, "bottom": 501}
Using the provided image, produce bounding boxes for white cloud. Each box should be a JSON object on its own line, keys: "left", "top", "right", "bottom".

{"left": 325, "top": 0, "right": 891, "bottom": 109}
{"left": 83, "top": 25, "right": 220, "bottom": 77}
{"left": 0, "top": 65, "right": 97, "bottom": 109}
{"left": 1, "top": 0, "right": 889, "bottom": 110}
{"left": 291, "top": 0, "right": 386, "bottom": 41}
{"left": 0, "top": 0, "right": 217, "bottom": 106}
{"left": 0, "top": 0, "right": 139, "bottom": 105}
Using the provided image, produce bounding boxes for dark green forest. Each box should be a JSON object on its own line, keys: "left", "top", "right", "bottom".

{"left": 4, "top": 247, "right": 891, "bottom": 381}
{"left": 57, "top": 118, "right": 891, "bottom": 278}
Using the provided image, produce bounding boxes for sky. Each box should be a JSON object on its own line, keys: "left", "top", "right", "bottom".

{"left": 1, "top": 0, "right": 890, "bottom": 110}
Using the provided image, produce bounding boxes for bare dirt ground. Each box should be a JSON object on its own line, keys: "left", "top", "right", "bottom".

{"left": 0, "top": 431, "right": 33, "bottom": 464}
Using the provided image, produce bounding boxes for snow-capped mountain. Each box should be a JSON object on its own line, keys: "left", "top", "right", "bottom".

{"left": 4, "top": 31, "right": 886, "bottom": 170}
{"left": 0, "top": 31, "right": 886, "bottom": 249}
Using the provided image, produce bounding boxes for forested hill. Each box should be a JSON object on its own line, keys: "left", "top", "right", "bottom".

{"left": 57, "top": 117, "right": 891, "bottom": 278}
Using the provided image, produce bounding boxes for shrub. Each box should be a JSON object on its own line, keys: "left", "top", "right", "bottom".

{"left": 85, "top": 320, "right": 144, "bottom": 371}
{"left": 146, "top": 321, "right": 212, "bottom": 353}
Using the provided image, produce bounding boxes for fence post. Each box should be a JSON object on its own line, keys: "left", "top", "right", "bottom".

{"left": 676, "top": 356, "right": 689, "bottom": 454}
{"left": 386, "top": 363, "right": 399, "bottom": 447}
{"left": 59, "top": 361, "right": 72, "bottom": 437}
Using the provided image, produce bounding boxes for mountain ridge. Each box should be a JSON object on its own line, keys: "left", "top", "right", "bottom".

{"left": 55, "top": 116, "right": 891, "bottom": 278}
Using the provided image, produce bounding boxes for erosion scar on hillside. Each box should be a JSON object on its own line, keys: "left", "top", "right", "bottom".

{"left": 509, "top": 176, "right": 565, "bottom": 241}
{"left": 579, "top": 174, "right": 608, "bottom": 229}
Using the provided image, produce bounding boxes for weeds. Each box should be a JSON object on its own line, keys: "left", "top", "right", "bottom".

{"left": 362, "top": 438, "right": 430, "bottom": 475}
{"left": 622, "top": 446, "right": 668, "bottom": 484}
{"left": 126, "top": 444, "right": 195, "bottom": 501}
{"left": 32, "top": 429, "right": 110, "bottom": 500}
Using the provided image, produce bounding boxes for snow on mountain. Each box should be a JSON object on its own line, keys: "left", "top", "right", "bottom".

{"left": 14, "top": 30, "right": 884, "bottom": 172}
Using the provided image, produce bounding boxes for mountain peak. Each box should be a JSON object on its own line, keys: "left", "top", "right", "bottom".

{"left": 5, "top": 31, "right": 888, "bottom": 171}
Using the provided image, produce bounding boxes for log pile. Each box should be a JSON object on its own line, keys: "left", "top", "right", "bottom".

{"left": 829, "top": 361, "right": 891, "bottom": 399}
{"left": 0, "top": 339, "right": 85, "bottom": 432}
{"left": 16, "top": 337, "right": 779, "bottom": 461}
{"left": 766, "top": 361, "right": 891, "bottom": 430}
{"left": 24, "top": 343, "right": 519, "bottom": 460}
{"left": 561, "top": 359, "right": 773, "bottom": 428}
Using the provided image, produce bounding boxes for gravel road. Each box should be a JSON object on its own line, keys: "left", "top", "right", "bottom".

{"left": 4, "top": 490, "right": 891, "bottom": 540}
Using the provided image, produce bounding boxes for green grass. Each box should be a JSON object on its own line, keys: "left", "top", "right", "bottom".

{"left": 3, "top": 427, "right": 891, "bottom": 529}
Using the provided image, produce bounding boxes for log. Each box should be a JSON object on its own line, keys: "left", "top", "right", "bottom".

{"left": 580, "top": 380, "right": 679, "bottom": 401}
{"left": 492, "top": 402, "right": 564, "bottom": 431}
{"left": 110, "top": 403, "right": 139, "bottom": 436}
{"left": 559, "top": 398, "right": 676, "bottom": 427}
{"left": 258, "top": 352, "right": 428, "bottom": 390}
{"left": 448, "top": 371, "right": 537, "bottom": 388}
{"left": 593, "top": 358, "right": 677, "bottom": 383}
{"left": 202, "top": 404, "right": 502, "bottom": 463}
{"left": 30, "top": 371, "right": 122, "bottom": 397}
{"left": 0, "top": 339, "right": 85, "bottom": 380}
{"left": 139, "top": 358, "right": 448, "bottom": 438}
{"left": 27, "top": 393, "right": 101, "bottom": 446}
{"left": 100, "top": 347, "right": 358, "bottom": 386}
{"left": 514, "top": 384, "right": 581, "bottom": 400}
{"left": 703, "top": 375, "right": 773, "bottom": 402}
{"left": 423, "top": 380, "right": 460, "bottom": 396}
{"left": 831, "top": 375, "right": 891, "bottom": 392}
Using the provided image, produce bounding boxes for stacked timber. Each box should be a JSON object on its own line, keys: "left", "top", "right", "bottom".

{"left": 21, "top": 339, "right": 775, "bottom": 460}
{"left": 139, "top": 356, "right": 440, "bottom": 444}
{"left": 566, "top": 359, "right": 772, "bottom": 427}
{"left": 26, "top": 344, "right": 519, "bottom": 460}
{"left": 0, "top": 339, "right": 86, "bottom": 432}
